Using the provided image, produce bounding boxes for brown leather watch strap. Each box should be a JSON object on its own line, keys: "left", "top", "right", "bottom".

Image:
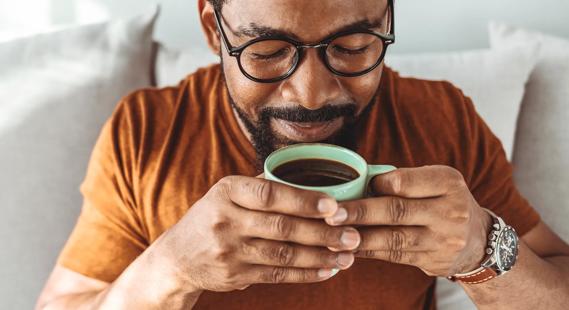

{"left": 448, "top": 267, "right": 498, "bottom": 284}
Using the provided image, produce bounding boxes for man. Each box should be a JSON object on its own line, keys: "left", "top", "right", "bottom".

{"left": 37, "top": 0, "right": 569, "bottom": 309}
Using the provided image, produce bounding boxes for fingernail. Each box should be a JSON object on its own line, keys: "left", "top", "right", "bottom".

{"left": 341, "top": 229, "right": 360, "bottom": 248}
{"left": 318, "top": 268, "right": 340, "bottom": 278}
{"left": 329, "top": 208, "right": 348, "bottom": 225}
{"left": 318, "top": 198, "right": 337, "bottom": 215}
{"left": 336, "top": 253, "right": 355, "bottom": 268}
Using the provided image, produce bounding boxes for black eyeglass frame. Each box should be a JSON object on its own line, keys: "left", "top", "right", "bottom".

{"left": 213, "top": 0, "right": 395, "bottom": 83}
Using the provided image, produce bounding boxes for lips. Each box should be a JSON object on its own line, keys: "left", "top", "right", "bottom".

{"left": 272, "top": 118, "right": 344, "bottom": 142}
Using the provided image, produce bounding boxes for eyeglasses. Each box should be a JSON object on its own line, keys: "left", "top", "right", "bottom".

{"left": 214, "top": 0, "right": 395, "bottom": 83}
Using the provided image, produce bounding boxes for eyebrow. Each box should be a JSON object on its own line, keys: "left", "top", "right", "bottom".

{"left": 229, "top": 19, "right": 384, "bottom": 41}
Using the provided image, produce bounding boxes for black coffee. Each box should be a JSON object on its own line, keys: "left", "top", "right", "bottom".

{"left": 272, "top": 159, "right": 360, "bottom": 187}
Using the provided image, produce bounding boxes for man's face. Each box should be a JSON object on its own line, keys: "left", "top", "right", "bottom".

{"left": 208, "top": 0, "right": 390, "bottom": 162}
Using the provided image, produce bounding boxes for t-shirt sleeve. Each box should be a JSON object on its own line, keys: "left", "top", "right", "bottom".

{"left": 57, "top": 99, "right": 147, "bottom": 283}
{"left": 459, "top": 95, "right": 540, "bottom": 237}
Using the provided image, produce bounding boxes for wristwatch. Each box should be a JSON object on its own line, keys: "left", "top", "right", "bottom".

{"left": 448, "top": 208, "right": 519, "bottom": 284}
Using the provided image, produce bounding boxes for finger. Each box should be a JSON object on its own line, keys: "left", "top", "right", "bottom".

{"left": 242, "top": 239, "right": 355, "bottom": 270}
{"left": 371, "top": 166, "right": 467, "bottom": 198}
{"left": 355, "top": 249, "right": 423, "bottom": 267}
{"left": 357, "top": 226, "right": 434, "bottom": 252}
{"left": 244, "top": 210, "right": 361, "bottom": 251}
{"left": 220, "top": 176, "right": 338, "bottom": 218}
{"left": 246, "top": 265, "right": 341, "bottom": 284}
{"left": 326, "top": 196, "right": 440, "bottom": 226}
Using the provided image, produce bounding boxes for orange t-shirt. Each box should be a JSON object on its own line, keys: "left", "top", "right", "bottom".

{"left": 59, "top": 64, "right": 540, "bottom": 309}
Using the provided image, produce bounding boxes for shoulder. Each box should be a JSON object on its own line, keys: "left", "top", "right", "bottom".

{"left": 113, "top": 64, "right": 222, "bottom": 126}
{"left": 384, "top": 66, "right": 477, "bottom": 127}
{"left": 376, "top": 67, "right": 482, "bottom": 165}
{"left": 104, "top": 64, "right": 223, "bottom": 166}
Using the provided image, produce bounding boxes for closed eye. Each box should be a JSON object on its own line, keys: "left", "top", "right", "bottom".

{"left": 332, "top": 44, "right": 371, "bottom": 55}
{"left": 251, "top": 48, "right": 290, "bottom": 60}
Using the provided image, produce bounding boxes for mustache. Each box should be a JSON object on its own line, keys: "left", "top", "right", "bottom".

{"left": 260, "top": 104, "right": 357, "bottom": 123}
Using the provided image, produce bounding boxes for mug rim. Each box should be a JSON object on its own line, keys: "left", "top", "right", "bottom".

{"left": 264, "top": 143, "right": 367, "bottom": 190}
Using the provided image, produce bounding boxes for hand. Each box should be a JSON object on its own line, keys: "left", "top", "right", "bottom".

{"left": 154, "top": 175, "right": 361, "bottom": 293}
{"left": 324, "top": 166, "right": 492, "bottom": 277}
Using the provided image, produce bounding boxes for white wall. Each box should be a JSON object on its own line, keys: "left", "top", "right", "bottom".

{"left": 1, "top": 0, "right": 569, "bottom": 52}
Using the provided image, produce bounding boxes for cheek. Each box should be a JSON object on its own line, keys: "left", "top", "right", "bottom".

{"left": 222, "top": 53, "right": 277, "bottom": 119}
{"left": 342, "top": 64, "right": 384, "bottom": 113}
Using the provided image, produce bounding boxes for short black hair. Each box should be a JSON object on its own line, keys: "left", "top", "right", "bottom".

{"left": 207, "top": 0, "right": 227, "bottom": 11}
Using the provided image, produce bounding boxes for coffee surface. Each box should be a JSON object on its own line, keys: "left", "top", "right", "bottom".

{"left": 272, "top": 159, "right": 360, "bottom": 187}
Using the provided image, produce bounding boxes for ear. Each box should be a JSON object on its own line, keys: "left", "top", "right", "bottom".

{"left": 198, "top": 0, "right": 221, "bottom": 54}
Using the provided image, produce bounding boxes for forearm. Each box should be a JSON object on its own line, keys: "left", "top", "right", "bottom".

{"left": 462, "top": 240, "right": 569, "bottom": 309}
{"left": 42, "top": 236, "right": 203, "bottom": 310}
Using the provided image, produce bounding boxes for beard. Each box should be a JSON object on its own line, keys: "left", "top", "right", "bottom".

{"left": 221, "top": 63, "right": 378, "bottom": 169}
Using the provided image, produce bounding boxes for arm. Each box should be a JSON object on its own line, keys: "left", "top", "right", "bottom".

{"left": 36, "top": 233, "right": 203, "bottom": 310}
{"left": 461, "top": 221, "right": 569, "bottom": 309}
{"left": 37, "top": 176, "right": 360, "bottom": 309}
{"left": 326, "top": 166, "right": 569, "bottom": 310}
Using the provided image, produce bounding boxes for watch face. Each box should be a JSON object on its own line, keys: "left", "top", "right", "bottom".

{"left": 496, "top": 227, "right": 518, "bottom": 271}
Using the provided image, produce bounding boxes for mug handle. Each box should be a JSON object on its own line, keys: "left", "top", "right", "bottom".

{"left": 366, "top": 165, "right": 397, "bottom": 190}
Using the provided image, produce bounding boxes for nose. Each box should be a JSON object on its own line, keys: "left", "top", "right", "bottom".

{"left": 280, "top": 49, "right": 343, "bottom": 111}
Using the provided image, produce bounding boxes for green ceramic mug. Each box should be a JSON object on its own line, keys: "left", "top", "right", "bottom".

{"left": 264, "top": 143, "right": 397, "bottom": 201}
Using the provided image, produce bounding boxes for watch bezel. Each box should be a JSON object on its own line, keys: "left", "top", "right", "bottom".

{"left": 494, "top": 226, "right": 519, "bottom": 271}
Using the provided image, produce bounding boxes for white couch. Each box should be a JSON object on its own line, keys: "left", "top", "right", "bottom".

{"left": 0, "top": 12, "right": 567, "bottom": 309}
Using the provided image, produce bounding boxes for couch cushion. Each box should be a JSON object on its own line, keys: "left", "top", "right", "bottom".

{"left": 490, "top": 22, "right": 569, "bottom": 242}
{"left": 0, "top": 10, "right": 157, "bottom": 308}
{"left": 386, "top": 47, "right": 537, "bottom": 160}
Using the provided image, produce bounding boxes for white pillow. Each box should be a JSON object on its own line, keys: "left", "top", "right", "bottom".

{"left": 490, "top": 22, "right": 569, "bottom": 241}
{"left": 386, "top": 46, "right": 537, "bottom": 160}
{"left": 0, "top": 10, "right": 157, "bottom": 308}
{"left": 156, "top": 43, "right": 218, "bottom": 87}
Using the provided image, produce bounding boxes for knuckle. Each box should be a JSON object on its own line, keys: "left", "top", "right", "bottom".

{"left": 211, "top": 214, "right": 232, "bottom": 233}
{"left": 254, "top": 180, "right": 274, "bottom": 208}
{"left": 389, "top": 229, "right": 405, "bottom": 251}
{"left": 215, "top": 176, "right": 235, "bottom": 198}
{"left": 270, "top": 267, "right": 287, "bottom": 283}
{"left": 446, "top": 236, "right": 467, "bottom": 252}
{"left": 408, "top": 232, "right": 421, "bottom": 247}
{"left": 446, "top": 206, "right": 470, "bottom": 223}
{"left": 271, "top": 215, "right": 295, "bottom": 239}
{"left": 446, "top": 167, "right": 467, "bottom": 188}
{"left": 275, "top": 244, "right": 295, "bottom": 266}
{"left": 212, "top": 244, "right": 233, "bottom": 263}
{"left": 354, "top": 203, "right": 368, "bottom": 223}
{"left": 320, "top": 227, "right": 339, "bottom": 246}
{"left": 362, "top": 250, "right": 377, "bottom": 258}
{"left": 298, "top": 270, "right": 313, "bottom": 282}
{"left": 388, "top": 197, "right": 409, "bottom": 224}
{"left": 388, "top": 249, "right": 404, "bottom": 263}
{"left": 321, "top": 251, "right": 338, "bottom": 266}
{"left": 220, "top": 268, "right": 239, "bottom": 282}
{"left": 391, "top": 170, "right": 404, "bottom": 194}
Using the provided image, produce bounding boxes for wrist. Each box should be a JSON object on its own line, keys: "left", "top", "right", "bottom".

{"left": 450, "top": 208, "right": 520, "bottom": 285}
{"left": 103, "top": 235, "right": 203, "bottom": 308}
{"left": 460, "top": 208, "right": 494, "bottom": 274}
{"left": 149, "top": 231, "right": 204, "bottom": 295}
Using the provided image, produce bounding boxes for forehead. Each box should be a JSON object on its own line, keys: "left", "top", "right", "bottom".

{"left": 222, "top": 0, "right": 389, "bottom": 41}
